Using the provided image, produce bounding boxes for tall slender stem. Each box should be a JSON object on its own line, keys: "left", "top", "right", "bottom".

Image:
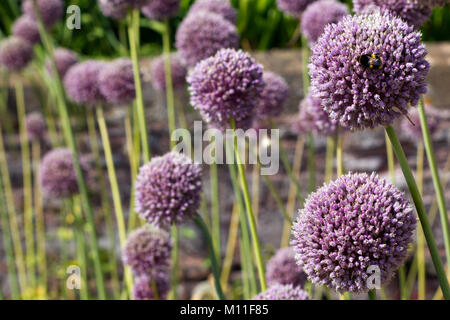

{"left": 385, "top": 125, "right": 450, "bottom": 299}
{"left": 210, "top": 160, "right": 221, "bottom": 264}
{"left": 96, "top": 106, "right": 134, "bottom": 297}
{"left": 325, "top": 136, "right": 335, "bottom": 183}
{"left": 230, "top": 118, "right": 267, "bottom": 292}
{"left": 416, "top": 141, "right": 426, "bottom": 300}
{"left": 169, "top": 226, "right": 179, "bottom": 300}
{"left": 33, "top": 0, "right": 106, "bottom": 299}
{"left": 220, "top": 203, "right": 239, "bottom": 291}
{"left": 125, "top": 109, "right": 139, "bottom": 233}
{"left": 418, "top": 100, "right": 450, "bottom": 266}
{"left": 336, "top": 134, "right": 344, "bottom": 176}
{"left": 71, "top": 197, "right": 89, "bottom": 300}
{"left": 251, "top": 160, "right": 260, "bottom": 223}
{"left": 15, "top": 80, "right": 36, "bottom": 290}
{"left": 194, "top": 215, "right": 226, "bottom": 300}
{"left": 163, "top": 20, "right": 176, "bottom": 149}
{"left": 127, "top": 10, "right": 150, "bottom": 162}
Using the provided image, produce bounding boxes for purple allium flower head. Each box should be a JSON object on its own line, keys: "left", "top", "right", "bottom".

{"left": 175, "top": 11, "right": 239, "bottom": 68}
{"left": 189, "top": 0, "right": 237, "bottom": 24}
{"left": 296, "top": 93, "right": 339, "bottom": 136}
{"left": 400, "top": 106, "right": 441, "bottom": 141}
{"left": 12, "top": 16, "right": 41, "bottom": 45}
{"left": 98, "top": 0, "right": 128, "bottom": 19}
{"left": 46, "top": 48, "right": 78, "bottom": 79}
{"left": 309, "top": 11, "right": 430, "bottom": 131}
{"left": 26, "top": 112, "right": 46, "bottom": 142}
{"left": 135, "top": 152, "right": 202, "bottom": 227}
{"left": 256, "top": 71, "right": 289, "bottom": 120}
{"left": 22, "top": 0, "right": 63, "bottom": 28}
{"left": 276, "top": 0, "right": 317, "bottom": 16}
{"left": 253, "top": 284, "right": 310, "bottom": 300}
{"left": 64, "top": 60, "right": 106, "bottom": 106}
{"left": 188, "top": 48, "right": 264, "bottom": 130}
{"left": 123, "top": 225, "right": 172, "bottom": 275}
{"left": 353, "top": 0, "right": 442, "bottom": 28}
{"left": 98, "top": 58, "right": 136, "bottom": 106}
{"left": 0, "top": 37, "right": 33, "bottom": 71}
{"left": 266, "top": 247, "right": 307, "bottom": 287}
{"left": 292, "top": 172, "right": 416, "bottom": 293}
{"left": 301, "top": 0, "right": 349, "bottom": 45}
{"left": 142, "top": 0, "right": 180, "bottom": 20}
{"left": 40, "top": 148, "right": 82, "bottom": 198}
{"left": 133, "top": 271, "right": 170, "bottom": 300}
{"left": 150, "top": 53, "right": 187, "bottom": 92}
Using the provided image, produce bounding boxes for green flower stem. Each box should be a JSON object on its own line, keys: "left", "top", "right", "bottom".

{"left": 0, "top": 171, "right": 20, "bottom": 299}
{"left": 385, "top": 125, "right": 450, "bottom": 299}
{"left": 15, "top": 80, "right": 36, "bottom": 290}
{"left": 368, "top": 289, "right": 377, "bottom": 300}
{"left": 418, "top": 99, "right": 450, "bottom": 267}
{"left": 416, "top": 141, "right": 426, "bottom": 300}
{"left": 127, "top": 10, "right": 150, "bottom": 162}
{"left": 86, "top": 108, "right": 120, "bottom": 298}
{"left": 251, "top": 159, "right": 260, "bottom": 223}
{"left": 230, "top": 118, "right": 267, "bottom": 292}
{"left": 336, "top": 134, "right": 344, "bottom": 176}
{"left": 194, "top": 215, "right": 226, "bottom": 300}
{"left": 0, "top": 123, "right": 27, "bottom": 294}
{"left": 307, "top": 132, "right": 316, "bottom": 192}
{"left": 96, "top": 106, "right": 134, "bottom": 298}
{"left": 33, "top": 0, "right": 106, "bottom": 298}
{"left": 220, "top": 204, "right": 239, "bottom": 292}
{"left": 281, "top": 137, "right": 305, "bottom": 248}
{"left": 125, "top": 108, "right": 139, "bottom": 233}
{"left": 210, "top": 160, "right": 221, "bottom": 264}
{"left": 60, "top": 203, "right": 70, "bottom": 300}
{"left": 325, "top": 136, "right": 335, "bottom": 183}
{"left": 71, "top": 197, "right": 89, "bottom": 300}
{"left": 169, "top": 225, "right": 179, "bottom": 300}
{"left": 32, "top": 141, "right": 47, "bottom": 295}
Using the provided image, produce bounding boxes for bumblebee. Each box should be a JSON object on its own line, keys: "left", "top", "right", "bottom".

{"left": 358, "top": 53, "right": 383, "bottom": 70}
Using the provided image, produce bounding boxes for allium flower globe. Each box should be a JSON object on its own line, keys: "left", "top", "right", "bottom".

{"left": 98, "top": 59, "right": 136, "bottom": 105}
{"left": 253, "top": 284, "right": 310, "bottom": 300}
{"left": 133, "top": 272, "right": 170, "bottom": 300}
{"left": 12, "top": 16, "right": 41, "bottom": 45}
{"left": 0, "top": 37, "right": 33, "bottom": 71}
{"left": 256, "top": 71, "right": 289, "bottom": 120}
{"left": 40, "top": 148, "right": 82, "bottom": 198}
{"left": 266, "top": 247, "right": 307, "bottom": 287}
{"left": 276, "top": 0, "right": 317, "bottom": 16}
{"left": 292, "top": 172, "right": 416, "bottom": 293}
{"left": 301, "top": 0, "right": 349, "bottom": 45}
{"left": 150, "top": 53, "right": 187, "bottom": 92}
{"left": 22, "top": 0, "right": 63, "bottom": 27}
{"left": 46, "top": 48, "right": 78, "bottom": 78}
{"left": 175, "top": 11, "right": 239, "bottom": 67}
{"left": 188, "top": 48, "right": 264, "bottom": 130}
{"left": 401, "top": 107, "right": 441, "bottom": 141}
{"left": 26, "top": 112, "right": 46, "bottom": 141}
{"left": 123, "top": 225, "right": 172, "bottom": 275}
{"left": 353, "top": 0, "right": 444, "bottom": 28}
{"left": 189, "top": 0, "right": 237, "bottom": 24}
{"left": 64, "top": 61, "right": 106, "bottom": 106}
{"left": 98, "top": 0, "right": 128, "bottom": 19}
{"left": 142, "top": 0, "right": 180, "bottom": 20}
{"left": 309, "top": 11, "right": 430, "bottom": 131}
{"left": 135, "top": 152, "right": 202, "bottom": 227}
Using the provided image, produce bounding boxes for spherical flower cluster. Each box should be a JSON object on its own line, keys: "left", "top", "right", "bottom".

{"left": 276, "top": 0, "right": 316, "bottom": 16}
{"left": 0, "top": 37, "right": 33, "bottom": 71}
{"left": 98, "top": 58, "right": 136, "bottom": 105}
{"left": 46, "top": 48, "right": 78, "bottom": 78}
{"left": 12, "top": 16, "right": 41, "bottom": 45}
{"left": 352, "top": 0, "right": 440, "bottom": 28}
{"left": 22, "top": 0, "right": 63, "bottom": 28}
{"left": 256, "top": 71, "right": 289, "bottom": 120}
{"left": 401, "top": 106, "right": 441, "bottom": 141}
{"left": 64, "top": 60, "right": 106, "bottom": 106}
{"left": 189, "top": 0, "right": 237, "bottom": 24}
{"left": 123, "top": 225, "right": 172, "bottom": 275}
{"left": 150, "top": 53, "right": 187, "bottom": 92}
{"left": 175, "top": 11, "right": 239, "bottom": 67}
{"left": 26, "top": 112, "right": 46, "bottom": 141}
{"left": 301, "top": 0, "right": 349, "bottom": 45}
{"left": 309, "top": 11, "right": 430, "bottom": 131}
{"left": 135, "top": 152, "right": 202, "bottom": 227}
{"left": 296, "top": 93, "right": 339, "bottom": 136}
{"left": 266, "top": 247, "right": 307, "bottom": 287}
{"left": 253, "top": 284, "right": 310, "bottom": 300}
{"left": 98, "top": 0, "right": 151, "bottom": 19}
{"left": 133, "top": 272, "right": 170, "bottom": 300}
{"left": 40, "top": 148, "right": 82, "bottom": 198}
{"left": 188, "top": 48, "right": 264, "bottom": 130}
{"left": 142, "top": 0, "right": 180, "bottom": 20}
{"left": 292, "top": 172, "right": 416, "bottom": 293}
